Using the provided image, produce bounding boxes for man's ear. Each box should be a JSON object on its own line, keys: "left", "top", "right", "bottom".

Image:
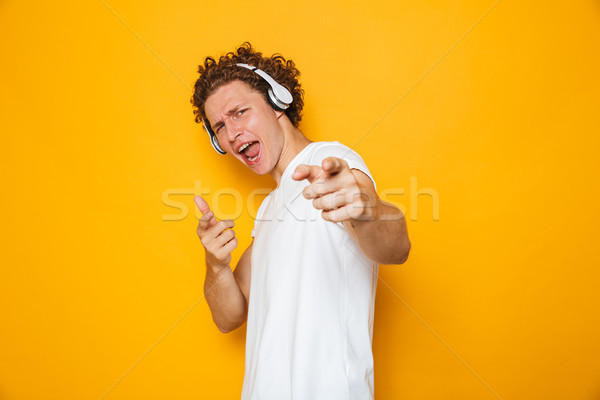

{"left": 274, "top": 109, "right": 284, "bottom": 119}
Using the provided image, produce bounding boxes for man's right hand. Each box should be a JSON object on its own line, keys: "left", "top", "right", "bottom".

{"left": 194, "top": 196, "right": 238, "bottom": 269}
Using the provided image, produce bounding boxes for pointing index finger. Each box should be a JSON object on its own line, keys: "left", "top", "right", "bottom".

{"left": 292, "top": 164, "right": 323, "bottom": 183}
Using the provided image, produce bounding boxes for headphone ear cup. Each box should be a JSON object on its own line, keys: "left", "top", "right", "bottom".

{"left": 236, "top": 63, "right": 293, "bottom": 111}
{"left": 267, "top": 88, "right": 289, "bottom": 112}
{"left": 203, "top": 118, "right": 227, "bottom": 155}
{"left": 210, "top": 134, "right": 226, "bottom": 155}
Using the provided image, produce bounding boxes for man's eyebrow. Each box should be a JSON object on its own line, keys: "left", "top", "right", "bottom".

{"left": 212, "top": 103, "right": 245, "bottom": 129}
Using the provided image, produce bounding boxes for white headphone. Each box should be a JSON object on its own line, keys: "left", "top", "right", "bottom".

{"left": 202, "top": 63, "right": 293, "bottom": 155}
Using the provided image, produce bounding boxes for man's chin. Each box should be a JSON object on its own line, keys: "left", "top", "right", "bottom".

{"left": 247, "top": 162, "right": 271, "bottom": 176}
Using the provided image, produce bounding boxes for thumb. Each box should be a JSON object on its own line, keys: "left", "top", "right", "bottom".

{"left": 322, "top": 156, "right": 347, "bottom": 175}
{"left": 292, "top": 164, "right": 323, "bottom": 183}
{"left": 194, "top": 196, "right": 217, "bottom": 226}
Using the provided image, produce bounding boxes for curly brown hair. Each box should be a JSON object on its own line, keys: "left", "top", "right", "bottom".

{"left": 190, "top": 42, "right": 304, "bottom": 129}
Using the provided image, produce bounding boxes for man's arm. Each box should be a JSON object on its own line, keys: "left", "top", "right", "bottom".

{"left": 342, "top": 169, "right": 410, "bottom": 264}
{"left": 195, "top": 196, "right": 252, "bottom": 333}
{"left": 292, "top": 157, "right": 411, "bottom": 265}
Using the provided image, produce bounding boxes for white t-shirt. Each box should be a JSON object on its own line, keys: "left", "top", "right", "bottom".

{"left": 241, "top": 142, "right": 379, "bottom": 400}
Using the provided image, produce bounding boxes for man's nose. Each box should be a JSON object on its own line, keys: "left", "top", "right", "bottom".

{"left": 225, "top": 119, "right": 243, "bottom": 141}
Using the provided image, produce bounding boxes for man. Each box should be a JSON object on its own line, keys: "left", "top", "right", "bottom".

{"left": 191, "top": 42, "right": 411, "bottom": 399}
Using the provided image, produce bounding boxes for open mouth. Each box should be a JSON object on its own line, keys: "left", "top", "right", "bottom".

{"left": 238, "top": 141, "right": 260, "bottom": 162}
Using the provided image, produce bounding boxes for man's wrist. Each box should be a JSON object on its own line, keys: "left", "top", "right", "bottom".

{"left": 206, "top": 260, "right": 231, "bottom": 277}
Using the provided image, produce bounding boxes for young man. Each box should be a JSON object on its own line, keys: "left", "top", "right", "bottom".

{"left": 191, "top": 42, "right": 411, "bottom": 399}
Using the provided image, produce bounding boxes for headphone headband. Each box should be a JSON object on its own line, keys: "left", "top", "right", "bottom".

{"left": 235, "top": 63, "right": 293, "bottom": 109}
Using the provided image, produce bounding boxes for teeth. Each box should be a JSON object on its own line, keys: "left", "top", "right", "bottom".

{"left": 238, "top": 142, "right": 251, "bottom": 153}
{"left": 248, "top": 155, "right": 258, "bottom": 162}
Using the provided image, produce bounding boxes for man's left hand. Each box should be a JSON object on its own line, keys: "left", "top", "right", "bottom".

{"left": 292, "top": 156, "right": 377, "bottom": 223}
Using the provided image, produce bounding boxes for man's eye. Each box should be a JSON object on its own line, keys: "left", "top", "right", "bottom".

{"left": 215, "top": 124, "right": 224, "bottom": 133}
{"left": 237, "top": 109, "right": 246, "bottom": 117}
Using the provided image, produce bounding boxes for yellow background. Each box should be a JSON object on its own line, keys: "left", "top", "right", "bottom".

{"left": 1, "top": 1, "right": 599, "bottom": 399}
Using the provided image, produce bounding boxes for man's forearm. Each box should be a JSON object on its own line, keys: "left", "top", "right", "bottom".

{"left": 204, "top": 263, "right": 247, "bottom": 333}
{"left": 344, "top": 199, "right": 411, "bottom": 265}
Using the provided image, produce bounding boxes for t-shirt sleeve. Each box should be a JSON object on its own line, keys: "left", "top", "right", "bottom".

{"left": 251, "top": 192, "right": 272, "bottom": 238}
{"left": 308, "top": 142, "right": 377, "bottom": 190}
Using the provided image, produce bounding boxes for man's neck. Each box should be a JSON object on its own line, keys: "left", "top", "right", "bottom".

{"left": 270, "top": 125, "right": 312, "bottom": 186}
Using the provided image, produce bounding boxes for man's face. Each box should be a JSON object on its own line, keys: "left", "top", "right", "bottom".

{"left": 204, "top": 80, "right": 284, "bottom": 176}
